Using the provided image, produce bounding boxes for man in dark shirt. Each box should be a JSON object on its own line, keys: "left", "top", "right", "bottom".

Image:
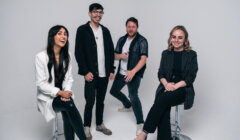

{"left": 110, "top": 17, "right": 148, "bottom": 136}
{"left": 75, "top": 3, "right": 114, "bottom": 140}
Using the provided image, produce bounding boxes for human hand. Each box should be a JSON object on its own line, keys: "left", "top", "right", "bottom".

{"left": 173, "top": 84, "right": 180, "bottom": 91}
{"left": 85, "top": 72, "right": 94, "bottom": 82}
{"left": 109, "top": 73, "right": 115, "bottom": 80}
{"left": 164, "top": 82, "right": 176, "bottom": 92}
{"left": 124, "top": 70, "right": 136, "bottom": 82}
{"left": 121, "top": 51, "right": 129, "bottom": 60}
{"left": 60, "top": 97, "right": 71, "bottom": 102}
{"left": 58, "top": 90, "right": 72, "bottom": 98}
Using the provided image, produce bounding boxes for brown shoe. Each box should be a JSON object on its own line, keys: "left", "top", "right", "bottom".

{"left": 84, "top": 127, "right": 92, "bottom": 140}
{"left": 96, "top": 123, "right": 112, "bottom": 135}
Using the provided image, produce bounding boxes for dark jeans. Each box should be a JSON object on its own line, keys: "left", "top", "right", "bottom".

{"left": 110, "top": 73, "right": 144, "bottom": 124}
{"left": 143, "top": 87, "right": 186, "bottom": 140}
{"left": 84, "top": 76, "right": 109, "bottom": 127}
{"left": 52, "top": 96, "right": 86, "bottom": 140}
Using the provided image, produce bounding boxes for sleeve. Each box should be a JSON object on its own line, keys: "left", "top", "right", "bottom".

{"left": 107, "top": 29, "right": 115, "bottom": 73}
{"left": 158, "top": 51, "right": 166, "bottom": 81}
{"left": 183, "top": 51, "right": 198, "bottom": 86}
{"left": 139, "top": 39, "right": 148, "bottom": 57}
{"left": 114, "top": 38, "right": 122, "bottom": 54}
{"left": 35, "top": 54, "right": 59, "bottom": 97}
{"left": 74, "top": 27, "right": 88, "bottom": 76}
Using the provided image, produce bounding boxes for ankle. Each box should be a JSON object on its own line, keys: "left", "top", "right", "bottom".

{"left": 141, "top": 131, "right": 148, "bottom": 137}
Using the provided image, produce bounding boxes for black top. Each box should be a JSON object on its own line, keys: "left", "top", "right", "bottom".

{"left": 55, "top": 65, "right": 63, "bottom": 90}
{"left": 173, "top": 51, "right": 183, "bottom": 80}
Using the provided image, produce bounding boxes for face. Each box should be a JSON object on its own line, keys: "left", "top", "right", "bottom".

{"left": 170, "top": 29, "right": 185, "bottom": 51}
{"left": 126, "top": 21, "right": 138, "bottom": 38}
{"left": 54, "top": 28, "right": 68, "bottom": 48}
{"left": 89, "top": 9, "right": 104, "bottom": 24}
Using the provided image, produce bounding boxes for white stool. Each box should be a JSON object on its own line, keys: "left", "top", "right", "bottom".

{"left": 52, "top": 113, "right": 64, "bottom": 140}
{"left": 172, "top": 105, "right": 191, "bottom": 140}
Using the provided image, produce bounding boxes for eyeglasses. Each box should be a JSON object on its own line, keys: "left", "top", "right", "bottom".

{"left": 91, "top": 10, "right": 104, "bottom": 15}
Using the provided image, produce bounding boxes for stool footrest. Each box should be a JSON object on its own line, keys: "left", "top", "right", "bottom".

{"left": 172, "top": 134, "right": 191, "bottom": 140}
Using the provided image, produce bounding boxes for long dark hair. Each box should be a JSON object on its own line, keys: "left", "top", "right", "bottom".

{"left": 46, "top": 25, "right": 70, "bottom": 83}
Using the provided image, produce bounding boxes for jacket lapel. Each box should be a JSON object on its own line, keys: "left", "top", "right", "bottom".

{"left": 101, "top": 25, "right": 107, "bottom": 56}
{"left": 86, "top": 22, "right": 97, "bottom": 47}
{"left": 168, "top": 51, "right": 174, "bottom": 71}
{"left": 129, "top": 32, "right": 139, "bottom": 51}
{"left": 119, "top": 35, "right": 128, "bottom": 52}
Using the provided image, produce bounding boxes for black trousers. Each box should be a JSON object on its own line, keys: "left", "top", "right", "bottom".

{"left": 143, "top": 87, "right": 186, "bottom": 140}
{"left": 52, "top": 96, "right": 86, "bottom": 140}
{"left": 83, "top": 76, "right": 109, "bottom": 127}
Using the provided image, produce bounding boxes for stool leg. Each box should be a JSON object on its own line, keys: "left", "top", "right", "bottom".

{"left": 52, "top": 115, "right": 58, "bottom": 140}
{"left": 176, "top": 106, "right": 180, "bottom": 137}
{"left": 173, "top": 105, "right": 192, "bottom": 140}
{"left": 173, "top": 106, "right": 180, "bottom": 140}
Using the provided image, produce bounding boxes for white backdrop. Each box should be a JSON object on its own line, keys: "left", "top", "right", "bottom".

{"left": 1, "top": 0, "right": 240, "bottom": 140}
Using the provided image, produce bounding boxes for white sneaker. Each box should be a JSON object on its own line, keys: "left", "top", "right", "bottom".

{"left": 136, "top": 123, "right": 143, "bottom": 136}
{"left": 118, "top": 106, "right": 133, "bottom": 112}
{"left": 84, "top": 126, "right": 92, "bottom": 140}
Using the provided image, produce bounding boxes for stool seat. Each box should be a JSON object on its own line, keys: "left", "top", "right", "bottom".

{"left": 172, "top": 105, "right": 191, "bottom": 140}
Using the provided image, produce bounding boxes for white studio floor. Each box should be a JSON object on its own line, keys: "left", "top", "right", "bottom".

{"left": 0, "top": 90, "right": 196, "bottom": 140}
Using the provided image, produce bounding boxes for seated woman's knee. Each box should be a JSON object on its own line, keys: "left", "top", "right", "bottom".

{"left": 63, "top": 101, "right": 76, "bottom": 111}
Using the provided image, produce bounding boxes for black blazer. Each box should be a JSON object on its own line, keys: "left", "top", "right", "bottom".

{"left": 157, "top": 49, "right": 198, "bottom": 109}
{"left": 75, "top": 22, "right": 115, "bottom": 77}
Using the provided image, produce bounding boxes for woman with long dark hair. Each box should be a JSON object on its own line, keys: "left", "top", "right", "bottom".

{"left": 135, "top": 25, "right": 198, "bottom": 140}
{"left": 35, "top": 25, "right": 86, "bottom": 140}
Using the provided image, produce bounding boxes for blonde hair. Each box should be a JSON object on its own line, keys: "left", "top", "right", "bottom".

{"left": 167, "top": 25, "right": 192, "bottom": 52}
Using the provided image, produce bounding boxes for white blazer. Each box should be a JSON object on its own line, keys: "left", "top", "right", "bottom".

{"left": 35, "top": 50, "right": 74, "bottom": 122}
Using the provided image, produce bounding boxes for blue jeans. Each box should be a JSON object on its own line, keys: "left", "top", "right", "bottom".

{"left": 110, "top": 74, "right": 144, "bottom": 124}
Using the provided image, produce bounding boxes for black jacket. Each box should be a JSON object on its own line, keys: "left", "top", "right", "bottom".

{"left": 75, "top": 22, "right": 115, "bottom": 77}
{"left": 157, "top": 49, "right": 198, "bottom": 109}
{"left": 115, "top": 33, "right": 148, "bottom": 78}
